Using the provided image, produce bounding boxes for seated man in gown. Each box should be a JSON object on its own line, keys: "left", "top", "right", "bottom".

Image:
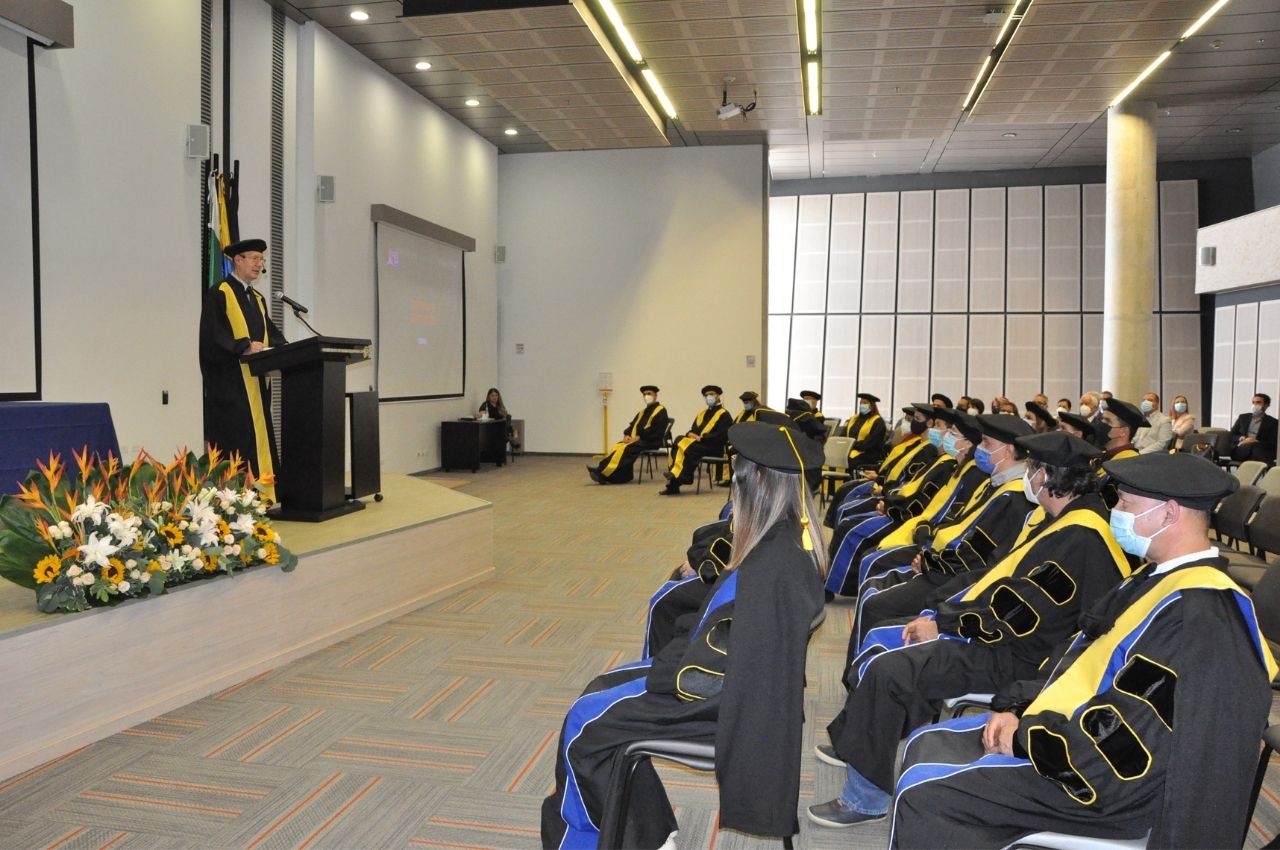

{"left": 660, "top": 386, "right": 730, "bottom": 496}
{"left": 890, "top": 453, "right": 1274, "bottom": 850}
{"left": 589, "top": 386, "right": 670, "bottom": 484}
{"left": 541, "top": 422, "right": 826, "bottom": 849}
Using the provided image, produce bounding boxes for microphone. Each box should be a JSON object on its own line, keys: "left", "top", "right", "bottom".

{"left": 273, "top": 291, "right": 310, "bottom": 314}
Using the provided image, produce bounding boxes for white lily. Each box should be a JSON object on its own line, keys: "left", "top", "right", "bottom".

{"left": 71, "top": 495, "right": 109, "bottom": 524}
{"left": 79, "top": 532, "right": 119, "bottom": 568}
{"left": 230, "top": 513, "right": 256, "bottom": 536}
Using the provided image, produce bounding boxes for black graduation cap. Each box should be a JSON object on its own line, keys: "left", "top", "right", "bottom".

{"left": 640, "top": 385, "right": 659, "bottom": 394}
{"left": 975, "top": 413, "right": 1035, "bottom": 444}
{"left": 785, "top": 397, "right": 810, "bottom": 415}
{"left": 739, "top": 390, "right": 759, "bottom": 401}
{"left": 1015, "top": 430, "right": 1103, "bottom": 469}
{"left": 1025, "top": 401, "right": 1058, "bottom": 430}
{"left": 934, "top": 407, "right": 982, "bottom": 444}
{"left": 856, "top": 392, "right": 881, "bottom": 403}
{"left": 931, "top": 393, "right": 954, "bottom": 409}
{"left": 754, "top": 409, "right": 794, "bottom": 428}
{"left": 1107, "top": 398, "right": 1149, "bottom": 431}
{"left": 1057, "top": 411, "right": 1100, "bottom": 442}
{"left": 223, "top": 238, "right": 267, "bottom": 257}
{"left": 912, "top": 402, "right": 941, "bottom": 418}
{"left": 1102, "top": 452, "right": 1238, "bottom": 511}
{"left": 800, "top": 390, "right": 822, "bottom": 401}
{"left": 728, "top": 421, "right": 824, "bottom": 474}
{"left": 701, "top": 385, "right": 724, "bottom": 396}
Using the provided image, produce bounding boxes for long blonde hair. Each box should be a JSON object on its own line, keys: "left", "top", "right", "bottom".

{"left": 727, "top": 456, "right": 828, "bottom": 579}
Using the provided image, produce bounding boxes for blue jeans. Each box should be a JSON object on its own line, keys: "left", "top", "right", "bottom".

{"left": 840, "top": 763, "right": 890, "bottom": 816}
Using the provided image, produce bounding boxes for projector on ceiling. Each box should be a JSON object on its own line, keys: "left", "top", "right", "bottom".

{"left": 716, "top": 78, "right": 756, "bottom": 121}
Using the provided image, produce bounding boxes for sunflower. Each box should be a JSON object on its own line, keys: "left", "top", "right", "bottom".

{"left": 145, "top": 559, "right": 163, "bottom": 573}
{"left": 216, "top": 519, "right": 231, "bottom": 539}
{"left": 202, "top": 553, "right": 219, "bottom": 573}
{"left": 262, "top": 543, "right": 280, "bottom": 565}
{"left": 159, "top": 524, "right": 183, "bottom": 546}
{"left": 252, "top": 521, "right": 272, "bottom": 542}
{"left": 33, "top": 555, "right": 61, "bottom": 585}
{"left": 102, "top": 558, "right": 126, "bottom": 584}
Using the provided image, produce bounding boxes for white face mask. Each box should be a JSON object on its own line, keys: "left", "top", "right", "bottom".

{"left": 1254, "top": 404, "right": 1265, "bottom": 416}
{"left": 1139, "top": 400, "right": 1154, "bottom": 414}
{"left": 1058, "top": 405, "right": 1070, "bottom": 413}
{"left": 644, "top": 394, "right": 655, "bottom": 404}
{"left": 1099, "top": 399, "right": 1109, "bottom": 411}
{"left": 1022, "top": 469, "right": 1043, "bottom": 505}
{"left": 1079, "top": 404, "right": 1093, "bottom": 417}
{"left": 705, "top": 394, "right": 718, "bottom": 407}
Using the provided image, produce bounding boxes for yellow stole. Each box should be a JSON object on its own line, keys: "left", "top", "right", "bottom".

{"left": 218, "top": 282, "right": 275, "bottom": 495}
{"left": 930, "top": 477, "right": 1023, "bottom": 550}
{"left": 629, "top": 404, "right": 665, "bottom": 437}
{"left": 882, "top": 459, "right": 974, "bottom": 548}
{"left": 1027, "top": 566, "right": 1278, "bottom": 721}
{"left": 956, "top": 507, "right": 1124, "bottom": 603}
{"left": 881, "top": 437, "right": 928, "bottom": 484}
{"left": 846, "top": 414, "right": 881, "bottom": 446}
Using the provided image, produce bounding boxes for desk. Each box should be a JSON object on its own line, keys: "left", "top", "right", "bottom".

{"left": 0, "top": 402, "right": 121, "bottom": 494}
{"left": 441, "top": 419, "right": 507, "bottom": 472}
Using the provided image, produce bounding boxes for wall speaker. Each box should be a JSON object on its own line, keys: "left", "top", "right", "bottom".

{"left": 185, "top": 124, "right": 210, "bottom": 159}
{"left": 317, "top": 175, "right": 336, "bottom": 203}
{"left": 494, "top": 245, "right": 506, "bottom": 263}
{"left": 1200, "top": 246, "right": 1216, "bottom": 266}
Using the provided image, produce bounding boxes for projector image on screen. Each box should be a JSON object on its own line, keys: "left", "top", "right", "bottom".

{"left": 375, "top": 223, "right": 465, "bottom": 401}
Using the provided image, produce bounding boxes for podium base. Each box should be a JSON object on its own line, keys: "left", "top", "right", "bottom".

{"left": 269, "top": 499, "right": 367, "bottom": 523}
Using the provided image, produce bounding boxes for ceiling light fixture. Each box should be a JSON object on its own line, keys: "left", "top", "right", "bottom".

{"left": 465, "top": 98, "right": 480, "bottom": 106}
{"left": 1226, "top": 127, "right": 1242, "bottom": 134}
{"left": 573, "top": 0, "right": 677, "bottom": 129}
{"left": 1002, "top": 131, "right": 1018, "bottom": 138}
{"left": 349, "top": 10, "right": 369, "bottom": 21}
{"left": 796, "top": 0, "right": 822, "bottom": 115}
{"left": 415, "top": 61, "right": 432, "bottom": 70}
{"left": 504, "top": 128, "right": 518, "bottom": 136}
{"left": 1110, "top": 0, "right": 1234, "bottom": 108}
{"left": 960, "top": 0, "right": 1033, "bottom": 115}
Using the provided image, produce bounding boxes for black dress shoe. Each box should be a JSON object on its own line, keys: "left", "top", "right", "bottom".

{"left": 586, "top": 465, "right": 605, "bottom": 484}
{"left": 659, "top": 484, "right": 680, "bottom": 496}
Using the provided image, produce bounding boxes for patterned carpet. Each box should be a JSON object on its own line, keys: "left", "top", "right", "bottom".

{"left": 0, "top": 455, "right": 1277, "bottom": 849}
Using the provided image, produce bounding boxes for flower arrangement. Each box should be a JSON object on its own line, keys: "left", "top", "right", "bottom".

{"left": 0, "top": 446, "right": 297, "bottom": 613}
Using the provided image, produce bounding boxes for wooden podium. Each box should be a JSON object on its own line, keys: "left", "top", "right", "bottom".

{"left": 245, "top": 336, "right": 373, "bottom": 522}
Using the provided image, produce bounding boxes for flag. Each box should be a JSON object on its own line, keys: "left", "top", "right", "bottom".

{"left": 205, "top": 170, "right": 233, "bottom": 288}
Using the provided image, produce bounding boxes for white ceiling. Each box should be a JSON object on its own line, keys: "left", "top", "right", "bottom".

{"left": 280, "top": 0, "right": 1280, "bottom": 179}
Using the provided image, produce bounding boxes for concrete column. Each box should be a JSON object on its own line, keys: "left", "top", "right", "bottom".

{"left": 1101, "top": 99, "right": 1158, "bottom": 401}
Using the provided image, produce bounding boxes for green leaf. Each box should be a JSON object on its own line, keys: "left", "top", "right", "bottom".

{"left": 277, "top": 548, "right": 298, "bottom": 573}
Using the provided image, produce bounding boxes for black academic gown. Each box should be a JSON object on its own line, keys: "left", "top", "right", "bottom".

{"left": 892, "top": 555, "right": 1275, "bottom": 850}
{"left": 844, "top": 413, "right": 887, "bottom": 469}
{"left": 824, "top": 437, "right": 938, "bottom": 528}
{"left": 667, "top": 405, "right": 731, "bottom": 485}
{"left": 198, "top": 277, "right": 286, "bottom": 483}
{"left": 595, "top": 403, "right": 670, "bottom": 483}
{"left": 643, "top": 520, "right": 732, "bottom": 657}
{"left": 827, "top": 495, "right": 1130, "bottom": 796}
{"left": 541, "top": 519, "right": 823, "bottom": 849}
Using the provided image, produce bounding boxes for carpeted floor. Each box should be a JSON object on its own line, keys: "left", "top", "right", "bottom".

{"left": 0, "top": 455, "right": 1277, "bottom": 849}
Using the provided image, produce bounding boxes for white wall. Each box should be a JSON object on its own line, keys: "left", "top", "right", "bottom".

{"left": 19, "top": 1, "right": 497, "bottom": 474}
{"left": 32, "top": 0, "right": 205, "bottom": 457}
{"left": 1196, "top": 204, "right": 1280, "bottom": 295}
{"left": 496, "top": 145, "right": 766, "bottom": 454}
{"left": 310, "top": 26, "right": 497, "bottom": 473}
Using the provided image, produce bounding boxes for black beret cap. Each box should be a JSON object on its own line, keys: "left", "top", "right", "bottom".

{"left": 1102, "top": 453, "right": 1238, "bottom": 511}
{"left": 701, "top": 385, "right": 723, "bottom": 396}
{"left": 1025, "top": 401, "right": 1059, "bottom": 429}
{"left": 729, "top": 421, "right": 824, "bottom": 474}
{"left": 912, "top": 403, "right": 939, "bottom": 417}
{"left": 931, "top": 393, "right": 954, "bottom": 409}
{"left": 1015, "top": 430, "right": 1104, "bottom": 469}
{"left": 739, "top": 390, "right": 759, "bottom": 401}
{"left": 856, "top": 392, "right": 881, "bottom": 403}
{"left": 1107, "top": 398, "right": 1149, "bottom": 431}
{"left": 1057, "top": 411, "right": 1101, "bottom": 443}
{"left": 934, "top": 407, "right": 983, "bottom": 444}
{"left": 975, "top": 413, "right": 1035, "bottom": 445}
{"left": 800, "top": 390, "right": 822, "bottom": 401}
{"left": 754, "top": 409, "right": 794, "bottom": 428}
{"left": 223, "top": 238, "right": 267, "bottom": 257}
{"left": 640, "top": 385, "right": 659, "bottom": 394}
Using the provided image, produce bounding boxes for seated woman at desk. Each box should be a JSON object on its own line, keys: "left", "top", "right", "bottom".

{"left": 478, "top": 387, "right": 519, "bottom": 449}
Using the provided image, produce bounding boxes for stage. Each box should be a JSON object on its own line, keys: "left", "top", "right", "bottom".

{"left": 0, "top": 474, "right": 493, "bottom": 781}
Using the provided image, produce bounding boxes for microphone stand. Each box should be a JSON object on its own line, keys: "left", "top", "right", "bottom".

{"left": 291, "top": 306, "right": 322, "bottom": 337}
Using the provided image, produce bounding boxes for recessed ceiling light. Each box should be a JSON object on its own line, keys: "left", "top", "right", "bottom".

{"left": 1227, "top": 127, "right": 1243, "bottom": 134}
{"left": 415, "top": 61, "right": 432, "bottom": 70}
{"left": 1002, "top": 132, "right": 1018, "bottom": 138}
{"left": 504, "top": 128, "right": 518, "bottom": 136}
{"left": 465, "top": 98, "right": 480, "bottom": 106}
{"left": 349, "top": 10, "right": 369, "bottom": 21}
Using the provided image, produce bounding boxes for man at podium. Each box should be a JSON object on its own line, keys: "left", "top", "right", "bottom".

{"left": 199, "top": 238, "right": 287, "bottom": 493}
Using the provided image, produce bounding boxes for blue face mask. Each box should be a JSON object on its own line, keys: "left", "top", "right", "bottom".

{"left": 927, "top": 427, "right": 943, "bottom": 448}
{"left": 941, "top": 431, "right": 959, "bottom": 457}
{"left": 1139, "top": 400, "right": 1154, "bottom": 414}
{"left": 1109, "top": 502, "right": 1169, "bottom": 559}
{"left": 1174, "top": 402, "right": 1187, "bottom": 414}
{"left": 858, "top": 402, "right": 871, "bottom": 416}
{"left": 974, "top": 445, "right": 999, "bottom": 475}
